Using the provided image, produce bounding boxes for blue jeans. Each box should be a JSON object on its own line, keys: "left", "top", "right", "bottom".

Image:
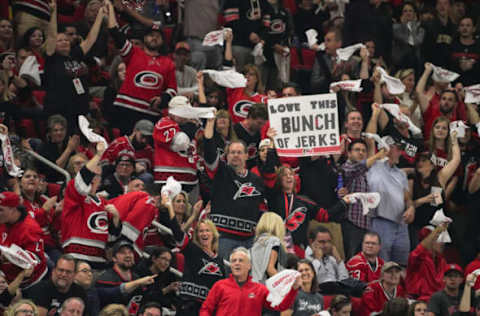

{"left": 371, "top": 217, "right": 410, "bottom": 265}
{"left": 218, "top": 236, "right": 254, "bottom": 264}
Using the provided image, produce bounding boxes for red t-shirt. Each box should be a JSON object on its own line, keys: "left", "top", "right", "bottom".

{"left": 423, "top": 93, "right": 466, "bottom": 140}
{"left": 360, "top": 280, "right": 406, "bottom": 316}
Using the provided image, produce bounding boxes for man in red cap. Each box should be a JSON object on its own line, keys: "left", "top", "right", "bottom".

{"left": 428, "top": 264, "right": 470, "bottom": 316}
{"left": 405, "top": 224, "right": 449, "bottom": 301}
{"left": 0, "top": 192, "right": 48, "bottom": 288}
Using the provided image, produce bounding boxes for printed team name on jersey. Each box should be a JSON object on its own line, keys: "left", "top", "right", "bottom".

{"left": 233, "top": 100, "right": 255, "bottom": 119}
{"left": 233, "top": 180, "right": 261, "bottom": 200}
{"left": 87, "top": 211, "right": 109, "bottom": 234}
{"left": 198, "top": 259, "right": 223, "bottom": 276}
{"left": 285, "top": 207, "right": 307, "bottom": 232}
{"left": 134, "top": 71, "right": 164, "bottom": 90}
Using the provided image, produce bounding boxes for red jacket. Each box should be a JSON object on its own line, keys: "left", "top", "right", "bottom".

{"left": 360, "top": 280, "right": 406, "bottom": 316}
{"left": 405, "top": 244, "right": 447, "bottom": 301}
{"left": 200, "top": 274, "right": 298, "bottom": 316}
{"left": 346, "top": 252, "right": 384, "bottom": 284}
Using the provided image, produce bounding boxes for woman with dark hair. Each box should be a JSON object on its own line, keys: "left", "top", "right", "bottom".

{"left": 22, "top": 27, "right": 45, "bottom": 60}
{"left": 408, "top": 300, "right": 427, "bottom": 316}
{"left": 134, "top": 246, "right": 179, "bottom": 309}
{"left": 381, "top": 297, "right": 409, "bottom": 316}
{"left": 329, "top": 295, "right": 352, "bottom": 316}
{"left": 281, "top": 259, "right": 323, "bottom": 316}
{"left": 101, "top": 56, "right": 126, "bottom": 123}
{"left": 409, "top": 130, "right": 460, "bottom": 248}
{"left": 266, "top": 165, "right": 350, "bottom": 257}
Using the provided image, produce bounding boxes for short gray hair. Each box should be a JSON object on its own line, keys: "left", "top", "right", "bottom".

{"left": 60, "top": 297, "right": 85, "bottom": 315}
{"left": 229, "top": 247, "right": 251, "bottom": 262}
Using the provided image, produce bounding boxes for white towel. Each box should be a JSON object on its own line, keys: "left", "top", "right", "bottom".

{"left": 329, "top": 79, "right": 363, "bottom": 93}
{"left": 266, "top": 269, "right": 300, "bottom": 307}
{"left": 464, "top": 84, "right": 480, "bottom": 104}
{"left": 19, "top": 55, "right": 41, "bottom": 86}
{"left": 347, "top": 192, "right": 381, "bottom": 216}
{"left": 449, "top": 120, "right": 469, "bottom": 138}
{"left": 78, "top": 115, "right": 108, "bottom": 148}
{"left": 431, "top": 64, "right": 460, "bottom": 83}
{"left": 377, "top": 67, "right": 406, "bottom": 95}
{"left": 203, "top": 69, "right": 247, "bottom": 88}
{"left": 161, "top": 176, "right": 182, "bottom": 201}
{"left": 429, "top": 209, "right": 453, "bottom": 243}
{"left": 336, "top": 43, "right": 365, "bottom": 62}
{"left": 380, "top": 103, "right": 421, "bottom": 135}
{"left": 202, "top": 28, "right": 232, "bottom": 46}
{"left": 0, "top": 244, "right": 38, "bottom": 269}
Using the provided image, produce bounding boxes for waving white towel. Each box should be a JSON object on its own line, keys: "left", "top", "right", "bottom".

{"left": 380, "top": 103, "right": 421, "bottom": 135}
{"left": 19, "top": 55, "right": 41, "bottom": 86}
{"left": 449, "top": 120, "right": 469, "bottom": 138}
{"left": 266, "top": 269, "right": 300, "bottom": 307}
{"left": 336, "top": 43, "right": 365, "bottom": 61}
{"left": 431, "top": 64, "right": 460, "bottom": 83}
{"left": 0, "top": 134, "right": 23, "bottom": 177}
{"left": 78, "top": 115, "right": 108, "bottom": 148}
{"left": 347, "top": 192, "right": 381, "bottom": 216}
{"left": 429, "top": 209, "right": 453, "bottom": 243}
{"left": 329, "top": 79, "right": 363, "bottom": 93}
{"left": 161, "top": 176, "right": 182, "bottom": 201}
{"left": 203, "top": 69, "right": 247, "bottom": 88}
{"left": 377, "top": 67, "right": 406, "bottom": 95}
{"left": 0, "top": 244, "right": 38, "bottom": 269}
{"left": 464, "top": 84, "right": 480, "bottom": 104}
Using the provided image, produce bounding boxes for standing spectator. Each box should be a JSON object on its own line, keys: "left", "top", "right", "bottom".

{"left": 233, "top": 103, "right": 268, "bottom": 168}
{"left": 396, "top": 69, "right": 423, "bottom": 134}
{"left": 406, "top": 224, "right": 449, "bottom": 301}
{"left": 223, "top": 0, "right": 267, "bottom": 70}
{"left": 367, "top": 136, "right": 414, "bottom": 265}
{"left": 340, "top": 139, "right": 387, "bottom": 258}
{"left": 0, "top": 192, "right": 47, "bottom": 289}
{"left": 203, "top": 112, "right": 266, "bottom": 261}
{"left": 423, "top": 0, "right": 456, "bottom": 67}
{"left": 37, "top": 115, "right": 79, "bottom": 183}
{"left": 250, "top": 212, "right": 287, "bottom": 283}
{"left": 102, "top": 57, "right": 126, "bottom": 123}
{"left": 199, "top": 247, "right": 300, "bottom": 315}
{"left": 58, "top": 298, "right": 85, "bottom": 316}
{"left": 152, "top": 96, "right": 200, "bottom": 194}
{"left": 457, "top": 272, "right": 480, "bottom": 316}
{"left": 183, "top": 0, "right": 221, "bottom": 70}
{"left": 26, "top": 255, "right": 87, "bottom": 316}
{"left": 95, "top": 241, "right": 156, "bottom": 315}
{"left": 305, "top": 226, "right": 349, "bottom": 285}
{"left": 392, "top": 2, "right": 425, "bottom": 73}
{"left": 282, "top": 259, "right": 324, "bottom": 316}
{"left": 293, "top": 0, "right": 329, "bottom": 46}
{"left": 428, "top": 264, "right": 472, "bottom": 316}
{"left": 343, "top": 0, "right": 393, "bottom": 63}
{"left": 360, "top": 262, "right": 406, "bottom": 316}
{"left": 449, "top": 16, "right": 480, "bottom": 86}
{"left": 346, "top": 232, "right": 385, "bottom": 283}
{"left": 338, "top": 111, "right": 364, "bottom": 162}
{"left": 173, "top": 42, "right": 198, "bottom": 98}
{"left": 44, "top": 0, "right": 105, "bottom": 131}
{"left": 13, "top": 0, "right": 49, "bottom": 40}
{"left": 106, "top": 1, "right": 177, "bottom": 133}
{"left": 0, "top": 269, "right": 34, "bottom": 308}
{"left": 4, "top": 300, "right": 39, "bottom": 316}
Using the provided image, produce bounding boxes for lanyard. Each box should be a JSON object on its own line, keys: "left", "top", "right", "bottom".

{"left": 284, "top": 192, "right": 294, "bottom": 219}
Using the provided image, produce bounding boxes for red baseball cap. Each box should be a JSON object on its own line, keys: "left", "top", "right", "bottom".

{"left": 0, "top": 192, "right": 21, "bottom": 208}
{"left": 444, "top": 263, "right": 463, "bottom": 276}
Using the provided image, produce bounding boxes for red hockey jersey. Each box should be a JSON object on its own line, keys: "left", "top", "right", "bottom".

{"left": 61, "top": 169, "right": 112, "bottom": 264}
{"left": 23, "top": 198, "right": 56, "bottom": 248}
{"left": 226, "top": 88, "right": 267, "bottom": 124}
{"left": 360, "top": 280, "right": 406, "bottom": 316}
{"left": 114, "top": 41, "right": 177, "bottom": 116}
{"left": 0, "top": 216, "right": 48, "bottom": 288}
{"left": 346, "top": 252, "right": 384, "bottom": 284}
{"left": 100, "top": 135, "right": 153, "bottom": 169}
{"left": 110, "top": 191, "right": 158, "bottom": 255}
{"left": 153, "top": 116, "right": 199, "bottom": 186}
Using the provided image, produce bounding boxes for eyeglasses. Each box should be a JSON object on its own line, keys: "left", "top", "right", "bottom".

{"left": 78, "top": 268, "right": 92, "bottom": 274}
{"left": 55, "top": 268, "right": 74, "bottom": 275}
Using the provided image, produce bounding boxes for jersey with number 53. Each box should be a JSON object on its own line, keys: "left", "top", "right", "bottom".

{"left": 153, "top": 116, "right": 199, "bottom": 187}
{"left": 0, "top": 215, "right": 48, "bottom": 288}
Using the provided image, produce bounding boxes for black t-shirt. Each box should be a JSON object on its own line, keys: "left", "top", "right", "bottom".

{"left": 26, "top": 279, "right": 87, "bottom": 316}
{"left": 428, "top": 289, "right": 476, "bottom": 316}
{"left": 291, "top": 290, "right": 324, "bottom": 316}
{"left": 449, "top": 39, "right": 480, "bottom": 86}
{"left": 44, "top": 45, "right": 89, "bottom": 130}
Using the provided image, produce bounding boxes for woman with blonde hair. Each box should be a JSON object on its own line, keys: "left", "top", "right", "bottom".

{"left": 395, "top": 68, "right": 423, "bottom": 134}
{"left": 5, "top": 299, "right": 39, "bottom": 316}
{"left": 99, "top": 304, "right": 129, "bottom": 316}
{"left": 250, "top": 212, "right": 288, "bottom": 284}
{"left": 161, "top": 195, "right": 224, "bottom": 316}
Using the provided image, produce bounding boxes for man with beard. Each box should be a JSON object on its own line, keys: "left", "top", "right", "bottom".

{"left": 96, "top": 241, "right": 155, "bottom": 315}
{"left": 26, "top": 255, "right": 87, "bottom": 316}
{"left": 101, "top": 119, "right": 154, "bottom": 183}
{"left": 106, "top": 0, "right": 177, "bottom": 133}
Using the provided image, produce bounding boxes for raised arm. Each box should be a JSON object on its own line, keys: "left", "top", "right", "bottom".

{"left": 438, "top": 131, "right": 460, "bottom": 188}
{"left": 114, "top": 0, "right": 157, "bottom": 27}
{"left": 80, "top": 2, "right": 106, "bottom": 55}
{"left": 197, "top": 72, "right": 206, "bottom": 104}
{"left": 466, "top": 103, "right": 480, "bottom": 125}
{"left": 45, "top": 0, "right": 58, "bottom": 56}
{"left": 415, "top": 63, "right": 433, "bottom": 113}
{"left": 372, "top": 69, "right": 383, "bottom": 105}
{"left": 359, "top": 46, "right": 370, "bottom": 80}
{"left": 224, "top": 28, "right": 233, "bottom": 65}
{"left": 421, "top": 223, "right": 446, "bottom": 251}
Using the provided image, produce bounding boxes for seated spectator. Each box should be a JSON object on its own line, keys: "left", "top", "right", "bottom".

{"left": 233, "top": 103, "right": 268, "bottom": 168}
{"left": 282, "top": 259, "right": 324, "bottom": 316}
{"left": 428, "top": 264, "right": 473, "bottom": 316}
{"left": 346, "top": 232, "right": 384, "bottom": 283}
{"left": 0, "top": 19, "right": 14, "bottom": 53}
{"left": 0, "top": 269, "right": 33, "bottom": 308}
{"left": 137, "top": 302, "right": 162, "bottom": 316}
{"left": 58, "top": 297, "right": 84, "bottom": 316}
{"left": 409, "top": 301, "right": 428, "bottom": 316}
{"left": 173, "top": 42, "right": 198, "bottom": 98}
{"left": 405, "top": 224, "right": 449, "bottom": 301}
{"left": 305, "top": 226, "right": 349, "bottom": 285}
{"left": 37, "top": 115, "right": 79, "bottom": 183}
{"left": 199, "top": 247, "right": 300, "bottom": 315}
{"left": 360, "top": 262, "right": 406, "bottom": 316}
{"left": 99, "top": 304, "right": 129, "bottom": 316}
{"left": 250, "top": 212, "right": 287, "bottom": 283}
{"left": 341, "top": 139, "right": 387, "bottom": 258}
{"left": 95, "top": 241, "right": 156, "bottom": 313}
{"left": 326, "top": 295, "right": 352, "bottom": 316}
{"left": 0, "top": 192, "right": 47, "bottom": 289}
{"left": 4, "top": 299, "right": 39, "bottom": 316}
{"left": 26, "top": 255, "right": 86, "bottom": 316}
{"left": 381, "top": 297, "right": 410, "bottom": 316}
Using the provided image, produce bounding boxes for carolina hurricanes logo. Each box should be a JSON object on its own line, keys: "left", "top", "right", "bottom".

{"left": 270, "top": 19, "right": 286, "bottom": 34}
{"left": 87, "top": 211, "right": 109, "bottom": 234}
{"left": 285, "top": 207, "right": 307, "bottom": 232}
{"left": 233, "top": 180, "right": 261, "bottom": 200}
{"left": 246, "top": 8, "right": 261, "bottom": 20}
{"left": 128, "top": 295, "right": 143, "bottom": 316}
{"left": 198, "top": 259, "right": 222, "bottom": 276}
{"left": 134, "top": 71, "right": 164, "bottom": 90}
{"left": 233, "top": 100, "right": 254, "bottom": 119}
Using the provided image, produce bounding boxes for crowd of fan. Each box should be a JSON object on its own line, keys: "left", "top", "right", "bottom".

{"left": 1, "top": 0, "right": 480, "bottom": 315}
